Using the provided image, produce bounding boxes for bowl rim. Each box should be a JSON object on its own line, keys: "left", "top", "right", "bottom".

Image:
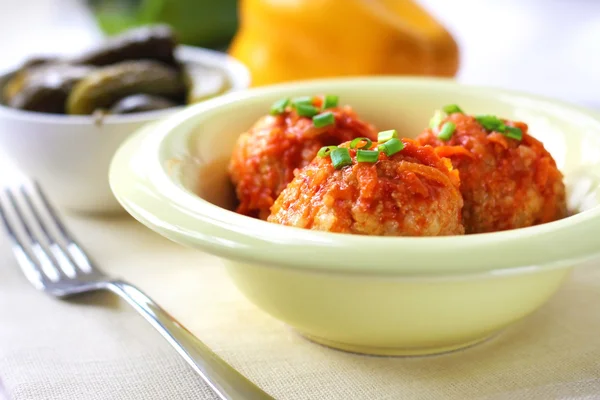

{"left": 109, "top": 76, "right": 600, "bottom": 277}
{"left": 0, "top": 45, "right": 251, "bottom": 125}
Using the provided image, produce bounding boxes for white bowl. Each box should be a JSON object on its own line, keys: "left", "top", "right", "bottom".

{"left": 0, "top": 45, "right": 250, "bottom": 214}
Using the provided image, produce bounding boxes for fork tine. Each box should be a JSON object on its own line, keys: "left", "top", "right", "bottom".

{"left": 0, "top": 188, "right": 55, "bottom": 288}
{"left": 30, "top": 181, "right": 98, "bottom": 275}
{"left": 20, "top": 184, "right": 78, "bottom": 278}
{"left": 5, "top": 187, "right": 65, "bottom": 281}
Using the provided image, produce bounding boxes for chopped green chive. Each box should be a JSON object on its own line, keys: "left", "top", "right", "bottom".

{"left": 317, "top": 145, "right": 338, "bottom": 158}
{"left": 270, "top": 98, "right": 289, "bottom": 115}
{"left": 443, "top": 104, "right": 464, "bottom": 114}
{"left": 377, "top": 129, "right": 398, "bottom": 143}
{"left": 429, "top": 110, "right": 444, "bottom": 129}
{"left": 474, "top": 114, "right": 522, "bottom": 140}
{"left": 357, "top": 149, "right": 379, "bottom": 163}
{"left": 378, "top": 138, "right": 404, "bottom": 157}
{"left": 505, "top": 126, "right": 523, "bottom": 140}
{"left": 313, "top": 111, "right": 335, "bottom": 128}
{"left": 438, "top": 121, "right": 456, "bottom": 140}
{"left": 331, "top": 147, "right": 352, "bottom": 169}
{"left": 350, "top": 137, "right": 373, "bottom": 150}
{"left": 296, "top": 104, "right": 319, "bottom": 118}
{"left": 323, "top": 95, "right": 339, "bottom": 109}
{"left": 476, "top": 115, "right": 506, "bottom": 132}
{"left": 292, "top": 96, "right": 313, "bottom": 107}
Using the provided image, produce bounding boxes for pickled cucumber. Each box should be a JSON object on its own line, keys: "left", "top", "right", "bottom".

{"left": 0, "top": 25, "right": 234, "bottom": 115}
{"left": 4, "top": 63, "right": 94, "bottom": 113}
{"left": 72, "top": 25, "right": 177, "bottom": 67}
{"left": 66, "top": 60, "right": 186, "bottom": 115}
{"left": 2, "top": 70, "right": 27, "bottom": 104}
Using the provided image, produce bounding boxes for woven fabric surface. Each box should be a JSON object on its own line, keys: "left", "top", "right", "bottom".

{"left": 1, "top": 214, "right": 600, "bottom": 400}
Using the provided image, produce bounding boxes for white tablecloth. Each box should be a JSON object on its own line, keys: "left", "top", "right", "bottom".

{"left": 2, "top": 213, "right": 600, "bottom": 400}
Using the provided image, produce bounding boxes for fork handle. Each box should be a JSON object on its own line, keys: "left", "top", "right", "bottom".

{"left": 106, "top": 280, "right": 274, "bottom": 400}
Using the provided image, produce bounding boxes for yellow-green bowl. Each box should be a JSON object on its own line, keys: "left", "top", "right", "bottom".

{"left": 109, "top": 77, "right": 600, "bottom": 356}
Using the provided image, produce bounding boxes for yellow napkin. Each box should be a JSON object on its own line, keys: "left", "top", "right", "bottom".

{"left": 1, "top": 213, "right": 600, "bottom": 400}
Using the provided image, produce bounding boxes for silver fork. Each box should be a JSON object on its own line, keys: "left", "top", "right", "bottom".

{"left": 0, "top": 177, "right": 273, "bottom": 400}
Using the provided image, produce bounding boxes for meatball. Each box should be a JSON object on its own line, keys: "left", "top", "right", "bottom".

{"left": 229, "top": 99, "right": 377, "bottom": 219}
{"left": 416, "top": 112, "right": 567, "bottom": 234}
{"left": 268, "top": 139, "right": 464, "bottom": 236}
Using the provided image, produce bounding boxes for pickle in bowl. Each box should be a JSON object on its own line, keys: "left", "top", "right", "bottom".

{"left": 0, "top": 24, "right": 238, "bottom": 117}
{"left": 0, "top": 24, "right": 250, "bottom": 214}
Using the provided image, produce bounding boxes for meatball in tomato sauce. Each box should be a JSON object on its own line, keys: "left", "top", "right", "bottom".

{"left": 416, "top": 108, "right": 567, "bottom": 234}
{"left": 268, "top": 138, "right": 464, "bottom": 236}
{"left": 228, "top": 96, "right": 377, "bottom": 219}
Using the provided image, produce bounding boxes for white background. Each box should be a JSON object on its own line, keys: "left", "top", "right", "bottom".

{"left": 0, "top": 0, "right": 597, "bottom": 108}
{"left": 420, "top": 0, "right": 600, "bottom": 110}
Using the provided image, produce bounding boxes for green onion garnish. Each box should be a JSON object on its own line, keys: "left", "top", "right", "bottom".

{"left": 505, "top": 126, "right": 523, "bottom": 140}
{"left": 318, "top": 145, "right": 338, "bottom": 158}
{"left": 378, "top": 138, "right": 404, "bottom": 157}
{"left": 331, "top": 147, "right": 352, "bottom": 169}
{"left": 292, "top": 96, "right": 313, "bottom": 107}
{"left": 313, "top": 111, "right": 335, "bottom": 128}
{"left": 476, "top": 115, "right": 506, "bottom": 132}
{"left": 357, "top": 149, "right": 379, "bottom": 163}
{"left": 443, "top": 104, "right": 464, "bottom": 114}
{"left": 270, "top": 98, "right": 289, "bottom": 115}
{"left": 323, "top": 95, "right": 339, "bottom": 109}
{"left": 350, "top": 137, "right": 373, "bottom": 150}
{"left": 438, "top": 121, "right": 456, "bottom": 140}
{"left": 296, "top": 104, "right": 319, "bottom": 118}
{"left": 377, "top": 129, "right": 398, "bottom": 142}
{"left": 429, "top": 110, "right": 444, "bottom": 129}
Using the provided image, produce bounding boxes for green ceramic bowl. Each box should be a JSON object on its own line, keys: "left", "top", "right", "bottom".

{"left": 109, "top": 77, "right": 600, "bottom": 356}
